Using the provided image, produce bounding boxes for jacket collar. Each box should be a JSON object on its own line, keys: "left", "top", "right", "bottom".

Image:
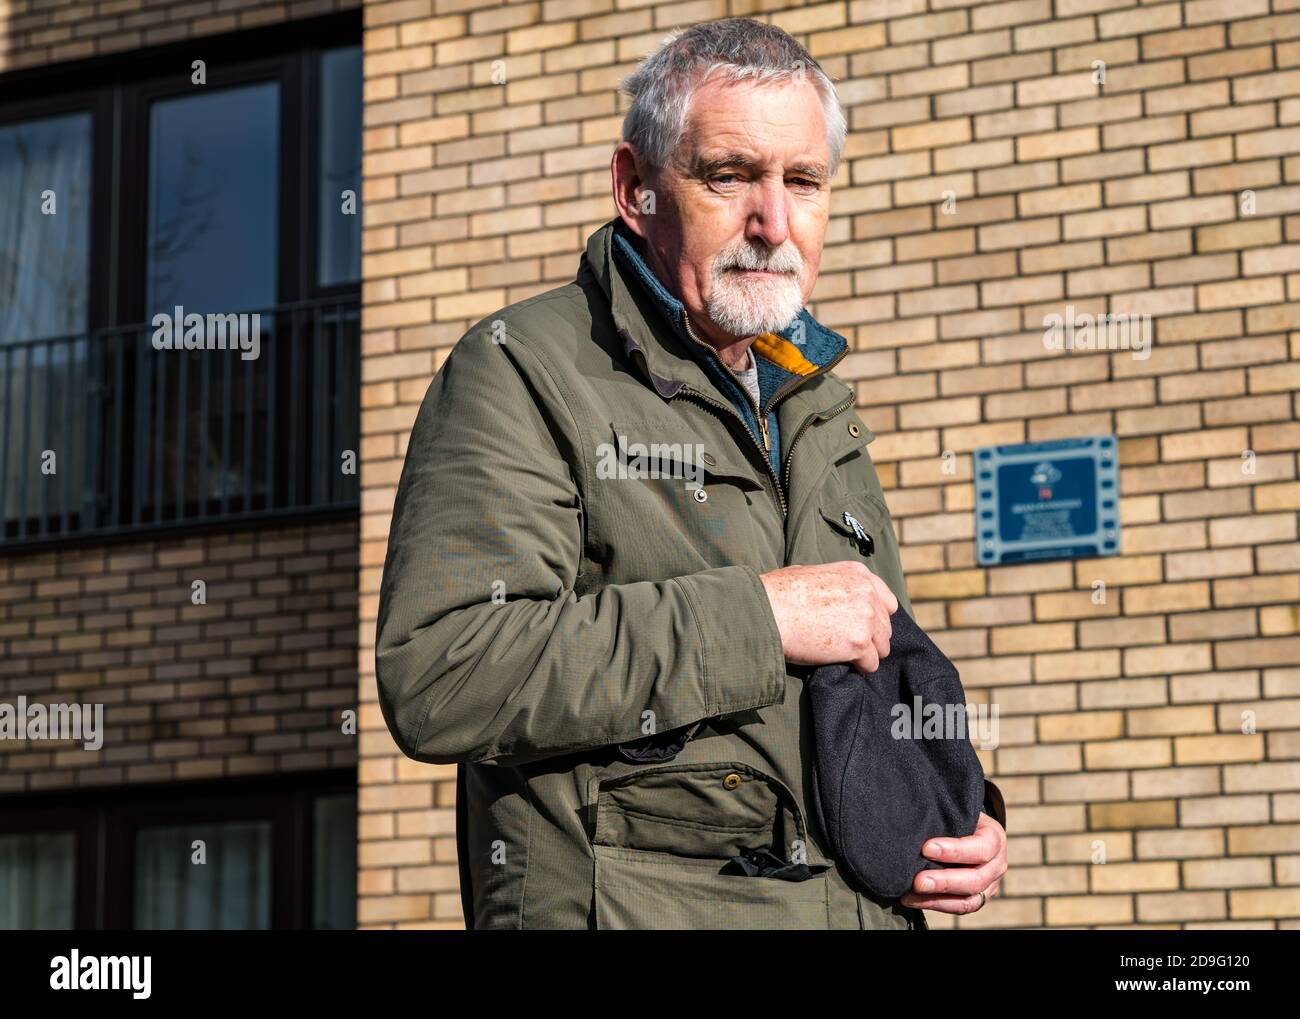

{"left": 580, "top": 218, "right": 852, "bottom": 413}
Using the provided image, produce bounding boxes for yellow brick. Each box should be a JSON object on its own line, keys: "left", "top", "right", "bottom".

{"left": 1231, "top": 887, "right": 1300, "bottom": 919}
{"left": 1046, "top": 894, "right": 1134, "bottom": 926}
{"left": 1091, "top": 861, "right": 1181, "bottom": 893}
{"left": 506, "top": 22, "right": 576, "bottom": 55}
{"left": 1123, "top": 581, "right": 1211, "bottom": 615}
{"left": 1228, "top": 823, "right": 1300, "bottom": 855}
{"left": 1127, "top": 705, "right": 1217, "bottom": 737}
{"left": 892, "top": 117, "right": 971, "bottom": 152}
{"left": 1174, "top": 734, "right": 1266, "bottom": 765}
{"left": 1125, "top": 644, "right": 1213, "bottom": 677}
{"left": 1036, "top": 649, "right": 1122, "bottom": 682}
{"left": 1090, "top": 800, "right": 1178, "bottom": 830}
{"left": 1257, "top": 482, "right": 1300, "bottom": 512}
{"left": 1039, "top": 711, "right": 1124, "bottom": 742}
{"left": 1085, "top": 739, "right": 1173, "bottom": 770}
{"left": 1136, "top": 891, "right": 1226, "bottom": 923}
{"left": 1017, "top": 126, "right": 1099, "bottom": 162}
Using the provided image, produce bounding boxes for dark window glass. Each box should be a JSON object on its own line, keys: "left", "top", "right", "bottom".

{"left": 0, "top": 113, "right": 92, "bottom": 529}
{"left": 0, "top": 831, "right": 76, "bottom": 929}
{"left": 0, "top": 112, "right": 91, "bottom": 343}
{"left": 313, "top": 793, "right": 357, "bottom": 929}
{"left": 142, "top": 82, "right": 280, "bottom": 522}
{"left": 146, "top": 82, "right": 279, "bottom": 317}
{"left": 318, "top": 45, "right": 362, "bottom": 287}
{"left": 134, "top": 821, "right": 272, "bottom": 930}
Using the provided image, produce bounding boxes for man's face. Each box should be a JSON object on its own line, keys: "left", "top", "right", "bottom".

{"left": 620, "top": 74, "right": 832, "bottom": 345}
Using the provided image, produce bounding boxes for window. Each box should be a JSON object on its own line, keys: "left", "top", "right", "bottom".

{"left": 0, "top": 111, "right": 95, "bottom": 527}
{"left": 0, "top": 15, "right": 362, "bottom": 547}
{"left": 0, "top": 773, "right": 354, "bottom": 930}
{"left": 317, "top": 45, "right": 363, "bottom": 290}
{"left": 0, "top": 112, "right": 91, "bottom": 343}
{"left": 0, "top": 831, "right": 76, "bottom": 929}
{"left": 313, "top": 793, "right": 358, "bottom": 931}
{"left": 146, "top": 83, "right": 281, "bottom": 319}
{"left": 134, "top": 821, "right": 273, "bottom": 930}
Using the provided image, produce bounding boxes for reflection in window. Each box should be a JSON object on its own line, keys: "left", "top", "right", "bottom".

{"left": 134, "top": 821, "right": 271, "bottom": 930}
{"left": 318, "top": 46, "right": 362, "bottom": 287}
{"left": 0, "top": 831, "right": 75, "bottom": 929}
{"left": 0, "top": 113, "right": 90, "bottom": 343}
{"left": 144, "top": 83, "right": 279, "bottom": 522}
{"left": 313, "top": 793, "right": 357, "bottom": 929}
{"left": 0, "top": 113, "right": 92, "bottom": 528}
{"left": 147, "top": 82, "right": 279, "bottom": 317}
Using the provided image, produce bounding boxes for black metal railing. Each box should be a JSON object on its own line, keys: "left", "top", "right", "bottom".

{"left": 0, "top": 295, "right": 360, "bottom": 547}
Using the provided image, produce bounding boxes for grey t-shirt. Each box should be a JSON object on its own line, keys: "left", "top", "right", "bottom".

{"left": 735, "top": 347, "right": 761, "bottom": 409}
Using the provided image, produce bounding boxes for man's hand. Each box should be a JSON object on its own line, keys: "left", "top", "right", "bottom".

{"left": 759, "top": 561, "right": 898, "bottom": 674}
{"left": 900, "top": 811, "right": 1007, "bottom": 916}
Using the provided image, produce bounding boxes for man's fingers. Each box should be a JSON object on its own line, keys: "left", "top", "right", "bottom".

{"left": 910, "top": 857, "right": 999, "bottom": 897}
{"left": 921, "top": 818, "right": 1002, "bottom": 867}
{"left": 898, "top": 891, "right": 987, "bottom": 915}
{"left": 868, "top": 570, "right": 899, "bottom": 614}
{"left": 853, "top": 645, "right": 881, "bottom": 675}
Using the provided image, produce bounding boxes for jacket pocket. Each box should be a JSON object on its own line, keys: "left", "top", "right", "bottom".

{"left": 588, "top": 762, "right": 831, "bottom": 929}
{"left": 818, "top": 490, "right": 892, "bottom": 563}
{"left": 602, "top": 418, "right": 767, "bottom": 575}
{"left": 818, "top": 490, "right": 911, "bottom": 612}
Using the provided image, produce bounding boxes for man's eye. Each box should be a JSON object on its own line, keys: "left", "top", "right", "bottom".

{"left": 712, "top": 174, "right": 741, "bottom": 186}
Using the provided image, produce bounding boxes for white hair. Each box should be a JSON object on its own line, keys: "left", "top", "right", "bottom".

{"left": 619, "top": 17, "right": 847, "bottom": 178}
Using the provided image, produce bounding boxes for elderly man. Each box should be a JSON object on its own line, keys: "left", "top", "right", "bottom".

{"left": 377, "top": 17, "right": 1007, "bottom": 930}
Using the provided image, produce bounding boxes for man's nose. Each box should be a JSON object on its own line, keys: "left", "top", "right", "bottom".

{"left": 744, "top": 174, "right": 790, "bottom": 249}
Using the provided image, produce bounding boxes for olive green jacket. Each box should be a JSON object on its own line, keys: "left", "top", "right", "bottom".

{"left": 376, "top": 218, "right": 1003, "bottom": 929}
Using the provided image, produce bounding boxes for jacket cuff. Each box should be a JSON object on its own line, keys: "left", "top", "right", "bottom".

{"left": 673, "top": 564, "right": 787, "bottom": 718}
{"left": 983, "top": 779, "right": 1007, "bottom": 831}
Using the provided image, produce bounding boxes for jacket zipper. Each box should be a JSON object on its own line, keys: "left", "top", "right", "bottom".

{"left": 782, "top": 392, "right": 854, "bottom": 488}
{"left": 680, "top": 311, "right": 770, "bottom": 453}
{"left": 676, "top": 309, "right": 850, "bottom": 517}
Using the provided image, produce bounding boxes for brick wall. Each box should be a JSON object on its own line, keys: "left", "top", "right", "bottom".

{"left": 0, "top": 0, "right": 360, "bottom": 72}
{"left": 0, "top": 519, "right": 359, "bottom": 793}
{"left": 359, "top": 0, "right": 1300, "bottom": 929}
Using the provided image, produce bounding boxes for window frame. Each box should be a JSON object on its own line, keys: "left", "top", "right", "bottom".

{"left": 0, "top": 770, "right": 355, "bottom": 930}
{"left": 0, "top": 13, "right": 363, "bottom": 548}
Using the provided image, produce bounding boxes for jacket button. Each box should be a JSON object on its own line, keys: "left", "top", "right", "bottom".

{"left": 701, "top": 452, "right": 716, "bottom": 467}
{"left": 722, "top": 772, "right": 742, "bottom": 790}
{"left": 692, "top": 488, "right": 708, "bottom": 503}
{"left": 847, "top": 423, "right": 861, "bottom": 437}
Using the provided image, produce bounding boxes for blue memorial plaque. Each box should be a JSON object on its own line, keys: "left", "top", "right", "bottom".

{"left": 974, "top": 436, "right": 1120, "bottom": 566}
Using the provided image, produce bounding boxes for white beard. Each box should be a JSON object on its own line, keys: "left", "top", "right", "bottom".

{"left": 705, "top": 240, "right": 806, "bottom": 337}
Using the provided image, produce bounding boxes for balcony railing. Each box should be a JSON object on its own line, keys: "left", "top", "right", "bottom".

{"left": 0, "top": 295, "right": 360, "bottom": 547}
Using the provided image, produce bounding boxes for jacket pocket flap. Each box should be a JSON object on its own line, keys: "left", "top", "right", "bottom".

{"left": 819, "top": 490, "right": 891, "bottom": 552}
{"left": 819, "top": 411, "right": 877, "bottom": 469}
{"left": 592, "top": 762, "right": 806, "bottom": 861}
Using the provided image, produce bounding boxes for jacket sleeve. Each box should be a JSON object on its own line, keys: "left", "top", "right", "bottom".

{"left": 374, "top": 329, "right": 789, "bottom": 768}
{"left": 982, "top": 779, "right": 1007, "bottom": 832}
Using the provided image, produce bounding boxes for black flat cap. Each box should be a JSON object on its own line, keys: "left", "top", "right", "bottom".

{"left": 807, "top": 608, "right": 988, "bottom": 901}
